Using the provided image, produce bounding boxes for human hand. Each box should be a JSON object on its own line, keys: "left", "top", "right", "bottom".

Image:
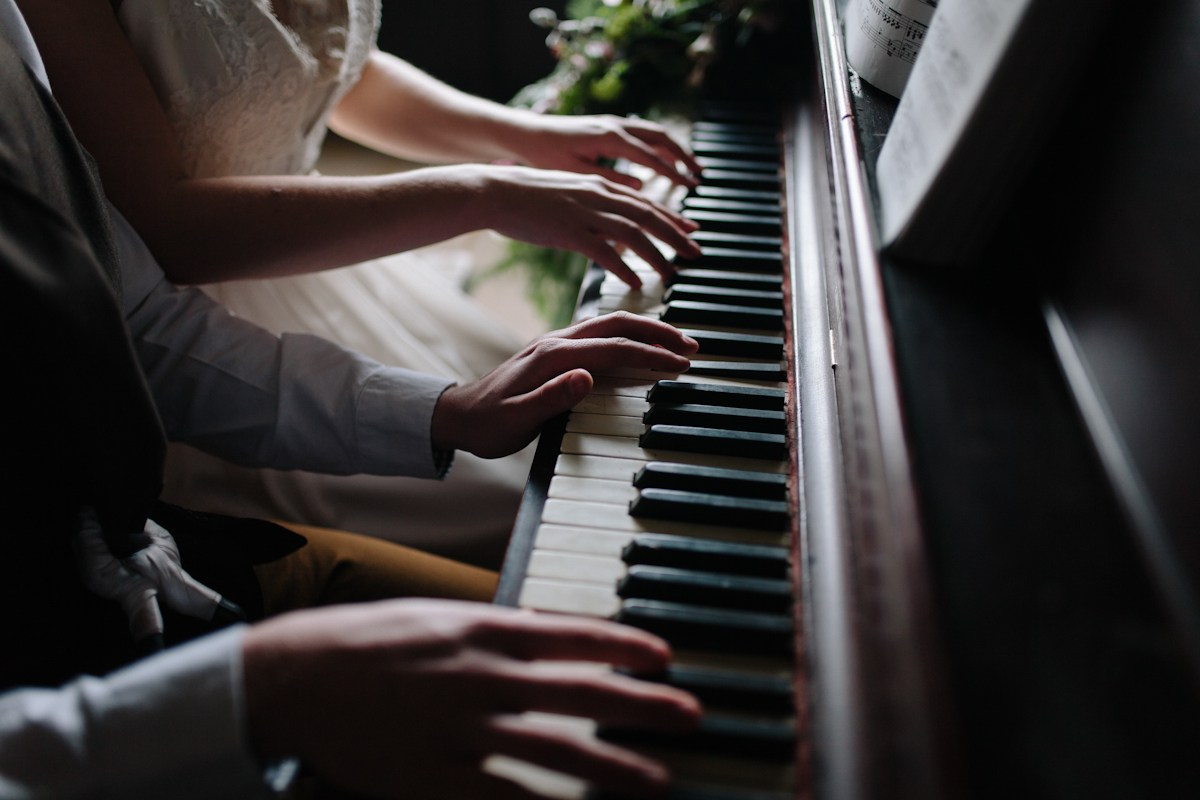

{"left": 501, "top": 113, "right": 702, "bottom": 190}
{"left": 243, "top": 599, "right": 700, "bottom": 800}
{"left": 431, "top": 312, "right": 697, "bottom": 458}
{"left": 468, "top": 164, "right": 700, "bottom": 288}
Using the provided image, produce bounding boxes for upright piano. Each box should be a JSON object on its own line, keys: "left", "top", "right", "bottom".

{"left": 495, "top": 1, "right": 1200, "bottom": 798}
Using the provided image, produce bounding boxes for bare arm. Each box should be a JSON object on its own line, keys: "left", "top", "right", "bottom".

{"left": 16, "top": 0, "right": 697, "bottom": 286}
{"left": 331, "top": 51, "right": 702, "bottom": 189}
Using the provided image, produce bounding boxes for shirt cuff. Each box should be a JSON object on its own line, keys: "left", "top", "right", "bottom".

{"left": 75, "top": 626, "right": 268, "bottom": 799}
{"left": 355, "top": 367, "right": 457, "bottom": 478}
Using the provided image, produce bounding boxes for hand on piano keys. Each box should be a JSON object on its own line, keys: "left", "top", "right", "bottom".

{"left": 241, "top": 599, "right": 700, "bottom": 800}
{"left": 431, "top": 312, "right": 699, "bottom": 459}
{"left": 503, "top": 107, "right": 801, "bottom": 800}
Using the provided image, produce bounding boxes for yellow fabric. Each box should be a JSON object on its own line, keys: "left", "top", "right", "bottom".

{"left": 254, "top": 521, "right": 499, "bottom": 617}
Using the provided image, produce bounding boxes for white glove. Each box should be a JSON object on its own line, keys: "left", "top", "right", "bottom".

{"left": 72, "top": 508, "right": 163, "bottom": 641}
{"left": 123, "top": 519, "right": 222, "bottom": 621}
{"left": 72, "top": 508, "right": 230, "bottom": 643}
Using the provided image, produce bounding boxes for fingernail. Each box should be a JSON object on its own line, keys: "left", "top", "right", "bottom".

{"left": 682, "top": 335, "right": 698, "bottom": 348}
{"left": 569, "top": 370, "right": 591, "bottom": 398}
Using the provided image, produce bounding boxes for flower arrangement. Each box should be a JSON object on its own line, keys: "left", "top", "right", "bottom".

{"left": 487, "top": 0, "right": 800, "bottom": 327}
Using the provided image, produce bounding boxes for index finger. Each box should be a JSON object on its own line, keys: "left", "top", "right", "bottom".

{"left": 627, "top": 124, "right": 703, "bottom": 177}
{"left": 559, "top": 312, "right": 699, "bottom": 355}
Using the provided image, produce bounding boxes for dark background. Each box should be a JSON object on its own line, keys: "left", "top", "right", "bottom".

{"left": 377, "top": 0, "right": 568, "bottom": 102}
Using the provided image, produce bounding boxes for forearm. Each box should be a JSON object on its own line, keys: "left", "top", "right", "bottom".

{"left": 132, "top": 165, "right": 491, "bottom": 284}
{"left": 0, "top": 627, "right": 268, "bottom": 800}
{"left": 328, "top": 51, "right": 534, "bottom": 165}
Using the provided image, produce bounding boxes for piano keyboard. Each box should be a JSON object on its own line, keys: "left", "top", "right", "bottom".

{"left": 499, "top": 104, "right": 797, "bottom": 800}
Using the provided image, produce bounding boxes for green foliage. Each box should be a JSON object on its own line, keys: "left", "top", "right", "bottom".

{"left": 499, "top": 0, "right": 798, "bottom": 326}
{"left": 480, "top": 242, "right": 590, "bottom": 330}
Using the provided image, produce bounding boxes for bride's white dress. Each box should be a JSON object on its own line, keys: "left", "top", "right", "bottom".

{"left": 118, "top": 0, "right": 531, "bottom": 564}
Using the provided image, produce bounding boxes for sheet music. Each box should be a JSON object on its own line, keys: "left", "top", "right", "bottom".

{"left": 875, "top": 0, "right": 1031, "bottom": 251}
{"left": 844, "top": 0, "right": 939, "bottom": 98}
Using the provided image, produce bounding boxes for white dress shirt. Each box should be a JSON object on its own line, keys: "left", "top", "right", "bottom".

{"left": 0, "top": 1, "right": 459, "bottom": 794}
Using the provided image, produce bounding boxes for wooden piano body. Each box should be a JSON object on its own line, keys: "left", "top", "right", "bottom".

{"left": 497, "top": 0, "right": 1200, "bottom": 798}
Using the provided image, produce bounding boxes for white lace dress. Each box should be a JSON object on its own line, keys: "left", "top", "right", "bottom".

{"left": 118, "top": 0, "right": 531, "bottom": 564}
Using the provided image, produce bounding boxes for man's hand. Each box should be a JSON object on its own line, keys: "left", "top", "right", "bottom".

{"left": 432, "top": 313, "right": 697, "bottom": 458}
{"left": 243, "top": 599, "right": 701, "bottom": 800}
{"left": 500, "top": 114, "right": 702, "bottom": 190}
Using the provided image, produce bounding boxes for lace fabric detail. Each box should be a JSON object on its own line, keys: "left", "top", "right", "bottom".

{"left": 119, "top": 0, "right": 380, "bottom": 178}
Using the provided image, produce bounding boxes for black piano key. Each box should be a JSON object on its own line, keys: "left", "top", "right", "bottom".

{"left": 699, "top": 101, "right": 777, "bottom": 123}
{"left": 647, "top": 380, "right": 786, "bottom": 410}
{"left": 644, "top": 403, "right": 786, "bottom": 434}
{"left": 663, "top": 284, "right": 783, "bottom": 309}
{"left": 675, "top": 269, "right": 782, "bottom": 291}
{"left": 618, "top": 564, "right": 793, "bottom": 612}
{"left": 651, "top": 664, "right": 794, "bottom": 715}
{"left": 672, "top": 329, "right": 784, "bottom": 360}
{"left": 693, "top": 120, "right": 777, "bottom": 135}
{"left": 600, "top": 713, "right": 796, "bottom": 763}
{"left": 614, "top": 598, "right": 793, "bottom": 656}
{"left": 597, "top": 787, "right": 792, "bottom": 800}
{"left": 678, "top": 248, "right": 783, "bottom": 272}
{"left": 684, "top": 197, "right": 782, "bottom": 214}
{"left": 622, "top": 533, "right": 791, "bottom": 578}
{"left": 691, "top": 142, "right": 780, "bottom": 161}
{"left": 634, "top": 462, "right": 789, "bottom": 501}
{"left": 695, "top": 156, "right": 778, "bottom": 173}
{"left": 630, "top": 489, "right": 790, "bottom": 532}
{"left": 690, "top": 230, "right": 782, "bottom": 248}
{"left": 662, "top": 301, "right": 784, "bottom": 331}
{"left": 693, "top": 185, "right": 781, "bottom": 201}
{"left": 640, "top": 425, "right": 787, "bottom": 461}
{"left": 683, "top": 209, "right": 782, "bottom": 233}
{"left": 687, "top": 361, "right": 788, "bottom": 382}
{"left": 692, "top": 128, "right": 778, "bottom": 144}
{"left": 700, "top": 169, "right": 781, "bottom": 189}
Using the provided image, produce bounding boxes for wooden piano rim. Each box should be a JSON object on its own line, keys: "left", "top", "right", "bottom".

{"left": 495, "top": 2, "right": 967, "bottom": 797}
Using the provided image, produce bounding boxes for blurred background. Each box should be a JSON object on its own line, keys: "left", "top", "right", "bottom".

{"left": 376, "top": 0, "right": 568, "bottom": 103}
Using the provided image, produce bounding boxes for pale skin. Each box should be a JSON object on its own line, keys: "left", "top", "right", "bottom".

{"left": 16, "top": 0, "right": 704, "bottom": 289}
{"left": 251, "top": 315, "right": 701, "bottom": 798}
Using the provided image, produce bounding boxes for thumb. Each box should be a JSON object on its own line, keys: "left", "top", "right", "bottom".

{"left": 518, "top": 368, "right": 593, "bottom": 424}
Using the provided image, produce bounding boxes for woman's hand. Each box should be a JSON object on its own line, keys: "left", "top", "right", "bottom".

{"left": 465, "top": 164, "right": 701, "bottom": 288}
{"left": 500, "top": 113, "right": 702, "bottom": 190}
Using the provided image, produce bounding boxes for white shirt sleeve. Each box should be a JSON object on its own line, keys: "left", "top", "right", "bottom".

{"left": 0, "top": 626, "right": 271, "bottom": 800}
{"left": 111, "top": 203, "right": 456, "bottom": 479}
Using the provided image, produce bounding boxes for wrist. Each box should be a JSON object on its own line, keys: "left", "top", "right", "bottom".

{"left": 483, "top": 107, "right": 543, "bottom": 163}
{"left": 431, "top": 383, "right": 469, "bottom": 453}
{"left": 242, "top": 625, "right": 300, "bottom": 759}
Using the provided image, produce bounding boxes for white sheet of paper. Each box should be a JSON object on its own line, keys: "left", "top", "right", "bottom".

{"left": 844, "top": 0, "right": 939, "bottom": 98}
{"left": 875, "top": 0, "right": 1031, "bottom": 249}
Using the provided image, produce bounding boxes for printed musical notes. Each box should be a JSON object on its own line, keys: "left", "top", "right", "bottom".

{"left": 844, "top": 0, "right": 938, "bottom": 97}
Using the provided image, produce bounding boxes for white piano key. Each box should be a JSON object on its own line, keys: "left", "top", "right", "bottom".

{"left": 598, "top": 294, "right": 667, "bottom": 315}
{"left": 483, "top": 756, "right": 587, "bottom": 800}
{"left": 541, "top": 498, "right": 789, "bottom": 547}
{"left": 534, "top": 524, "right": 635, "bottom": 558}
{"left": 519, "top": 577, "right": 621, "bottom": 617}
{"left": 565, "top": 413, "right": 648, "bottom": 438}
{"left": 571, "top": 393, "right": 649, "bottom": 417}
{"left": 561, "top": 433, "right": 790, "bottom": 474}
{"left": 552, "top": 453, "right": 643, "bottom": 482}
{"left": 527, "top": 549, "right": 627, "bottom": 585}
{"left": 601, "top": 271, "right": 664, "bottom": 296}
{"left": 589, "top": 376, "right": 656, "bottom": 398}
{"left": 548, "top": 475, "right": 637, "bottom": 505}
